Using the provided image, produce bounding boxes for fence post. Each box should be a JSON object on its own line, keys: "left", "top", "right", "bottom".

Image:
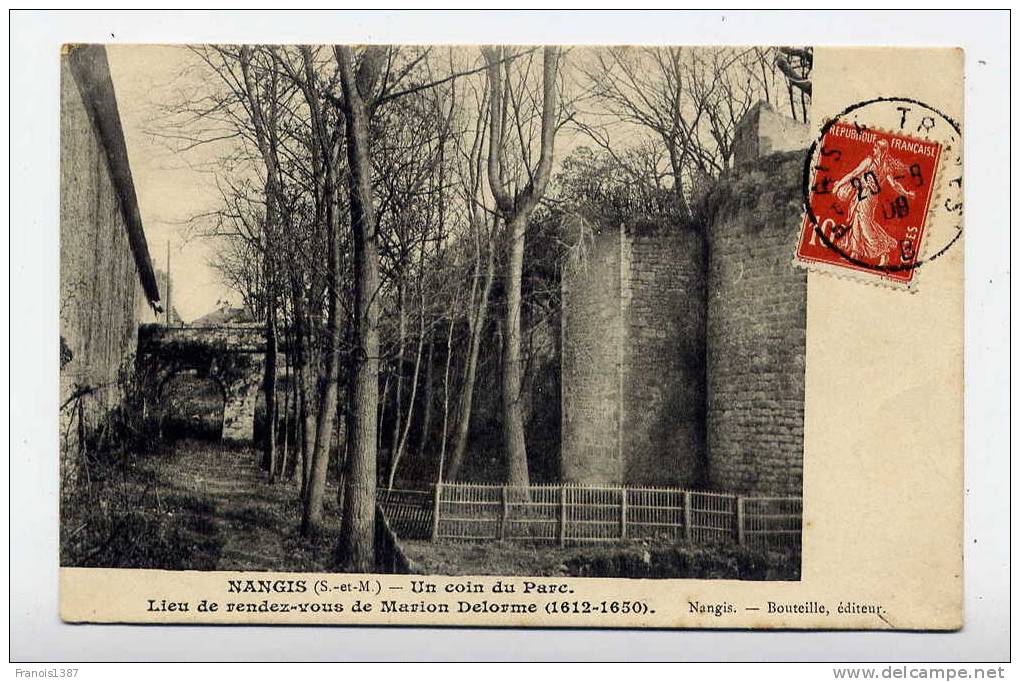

{"left": 499, "top": 486, "right": 509, "bottom": 540}
{"left": 559, "top": 485, "right": 567, "bottom": 547}
{"left": 620, "top": 488, "right": 628, "bottom": 540}
{"left": 431, "top": 482, "right": 443, "bottom": 541}
{"left": 735, "top": 495, "right": 745, "bottom": 546}
{"left": 683, "top": 490, "right": 693, "bottom": 543}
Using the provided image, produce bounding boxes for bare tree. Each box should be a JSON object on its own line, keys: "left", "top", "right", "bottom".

{"left": 775, "top": 46, "right": 812, "bottom": 122}
{"left": 236, "top": 46, "right": 286, "bottom": 482}
{"left": 283, "top": 45, "right": 349, "bottom": 537}
{"left": 160, "top": 44, "right": 573, "bottom": 562}
{"left": 482, "top": 46, "right": 560, "bottom": 488}
{"left": 334, "top": 44, "right": 387, "bottom": 570}
{"left": 445, "top": 82, "right": 496, "bottom": 481}
{"left": 581, "top": 46, "right": 804, "bottom": 213}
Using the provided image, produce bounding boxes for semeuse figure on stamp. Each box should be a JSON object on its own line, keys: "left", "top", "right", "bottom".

{"left": 830, "top": 138, "right": 916, "bottom": 265}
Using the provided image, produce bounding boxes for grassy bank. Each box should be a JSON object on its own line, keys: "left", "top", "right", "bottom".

{"left": 60, "top": 439, "right": 342, "bottom": 572}
{"left": 401, "top": 539, "right": 800, "bottom": 580}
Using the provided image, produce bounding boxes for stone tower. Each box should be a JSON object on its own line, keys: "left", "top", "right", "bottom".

{"left": 561, "top": 218, "right": 706, "bottom": 488}
{"left": 560, "top": 101, "right": 809, "bottom": 495}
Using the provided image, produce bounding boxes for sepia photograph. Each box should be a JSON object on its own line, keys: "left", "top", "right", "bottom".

{"left": 59, "top": 42, "right": 810, "bottom": 581}
{"left": 12, "top": 6, "right": 1013, "bottom": 665}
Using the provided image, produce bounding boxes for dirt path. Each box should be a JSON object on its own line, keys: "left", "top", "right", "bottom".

{"left": 148, "top": 439, "right": 342, "bottom": 572}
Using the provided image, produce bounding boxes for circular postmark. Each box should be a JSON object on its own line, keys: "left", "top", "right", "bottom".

{"left": 796, "top": 97, "right": 963, "bottom": 285}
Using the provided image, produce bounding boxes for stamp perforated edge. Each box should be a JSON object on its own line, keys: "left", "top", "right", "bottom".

{"left": 792, "top": 119, "right": 960, "bottom": 293}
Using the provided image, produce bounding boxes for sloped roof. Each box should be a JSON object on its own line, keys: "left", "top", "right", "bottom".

{"left": 65, "top": 44, "right": 161, "bottom": 308}
{"left": 191, "top": 307, "right": 255, "bottom": 327}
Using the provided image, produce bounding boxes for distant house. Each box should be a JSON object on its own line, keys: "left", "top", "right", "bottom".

{"left": 191, "top": 305, "right": 255, "bottom": 327}
{"left": 59, "top": 45, "right": 161, "bottom": 485}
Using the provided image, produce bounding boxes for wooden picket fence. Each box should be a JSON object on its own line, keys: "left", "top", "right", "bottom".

{"left": 740, "top": 496, "right": 803, "bottom": 551}
{"left": 377, "top": 488, "right": 433, "bottom": 540}
{"left": 418, "top": 482, "right": 801, "bottom": 551}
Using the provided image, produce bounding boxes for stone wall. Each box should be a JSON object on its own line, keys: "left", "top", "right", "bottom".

{"left": 59, "top": 51, "right": 157, "bottom": 485}
{"left": 137, "top": 323, "right": 267, "bottom": 355}
{"left": 560, "top": 105, "right": 808, "bottom": 495}
{"left": 136, "top": 324, "right": 268, "bottom": 442}
{"left": 561, "top": 218, "right": 623, "bottom": 484}
{"left": 705, "top": 150, "right": 807, "bottom": 495}
{"left": 560, "top": 217, "right": 706, "bottom": 487}
{"left": 620, "top": 222, "right": 705, "bottom": 487}
{"left": 731, "top": 101, "right": 814, "bottom": 166}
{"left": 521, "top": 314, "right": 562, "bottom": 483}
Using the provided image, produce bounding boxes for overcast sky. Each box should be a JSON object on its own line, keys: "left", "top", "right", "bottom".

{"left": 104, "top": 44, "right": 688, "bottom": 323}
{"left": 108, "top": 44, "right": 235, "bottom": 323}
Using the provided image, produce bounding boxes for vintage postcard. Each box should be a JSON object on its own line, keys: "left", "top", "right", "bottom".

{"left": 58, "top": 43, "right": 963, "bottom": 629}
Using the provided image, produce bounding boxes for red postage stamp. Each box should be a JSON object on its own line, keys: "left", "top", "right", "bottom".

{"left": 796, "top": 122, "right": 943, "bottom": 286}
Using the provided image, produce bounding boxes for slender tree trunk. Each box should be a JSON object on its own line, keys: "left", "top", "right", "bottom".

{"left": 238, "top": 48, "right": 282, "bottom": 482}
{"left": 416, "top": 332, "right": 434, "bottom": 458}
{"left": 264, "top": 298, "right": 279, "bottom": 481}
{"left": 299, "top": 45, "right": 343, "bottom": 536}
{"left": 288, "top": 276, "right": 312, "bottom": 492}
{"left": 665, "top": 141, "right": 691, "bottom": 219}
{"left": 301, "top": 154, "right": 341, "bottom": 535}
{"left": 288, "top": 48, "right": 329, "bottom": 500}
{"left": 332, "top": 381, "right": 347, "bottom": 474}
{"left": 445, "top": 243, "right": 494, "bottom": 481}
{"left": 378, "top": 372, "right": 391, "bottom": 456}
{"left": 302, "top": 278, "right": 338, "bottom": 534}
{"left": 501, "top": 213, "right": 530, "bottom": 488}
{"left": 335, "top": 409, "right": 348, "bottom": 481}
{"left": 294, "top": 376, "right": 304, "bottom": 482}
{"left": 417, "top": 97, "right": 448, "bottom": 469}
{"left": 336, "top": 45, "right": 385, "bottom": 572}
{"left": 391, "top": 283, "right": 406, "bottom": 467}
{"left": 436, "top": 313, "right": 456, "bottom": 482}
{"left": 301, "top": 342, "right": 318, "bottom": 496}
{"left": 445, "top": 88, "right": 489, "bottom": 482}
{"left": 279, "top": 331, "right": 291, "bottom": 480}
{"left": 388, "top": 284, "right": 426, "bottom": 489}
{"left": 303, "top": 348, "right": 339, "bottom": 535}
{"left": 335, "top": 376, "right": 354, "bottom": 517}
{"left": 481, "top": 46, "right": 559, "bottom": 489}
{"left": 298, "top": 360, "right": 310, "bottom": 494}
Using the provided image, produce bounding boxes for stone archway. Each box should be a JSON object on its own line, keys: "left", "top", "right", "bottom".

{"left": 211, "top": 353, "right": 264, "bottom": 441}
{"left": 137, "top": 324, "right": 268, "bottom": 443}
{"left": 158, "top": 369, "right": 227, "bottom": 440}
